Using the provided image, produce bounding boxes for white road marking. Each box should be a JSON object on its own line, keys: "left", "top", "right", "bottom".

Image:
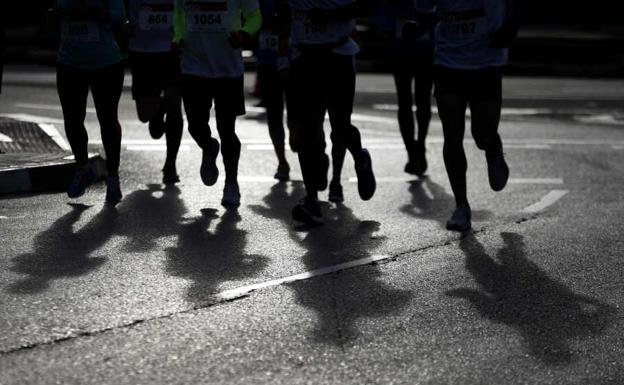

{"left": 508, "top": 178, "right": 564, "bottom": 185}
{"left": 372, "top": 104, "right": 554, "bottom": 116}
{"left": 347, "top": 176, "right": 563, "bottom": 185}
{"left": 38, "top": 123, "right": 71, "bottom": 151}
{"left": 126, "top": 144, "right": 191, "bottom": 152}
{"left": 14, "top": 103, "right": 97, "bottom": 114}
{"left": 522, "top": 190, "right": 569, "bottom": 214}
{"left": 0, "top": 113, "right": 64, "bottom": 125}
{"left": 613, "top": 145, "right": 624, "bottom": 150}
{"left": 216, "top": 254, "right": 392, "bottom": 301}
{"left": 0, "top": 133, "right": 13, "bottom": 142}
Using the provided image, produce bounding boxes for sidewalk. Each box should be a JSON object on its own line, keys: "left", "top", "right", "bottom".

{"left": 0, "top": 117, "right": 105, "bottom": 195}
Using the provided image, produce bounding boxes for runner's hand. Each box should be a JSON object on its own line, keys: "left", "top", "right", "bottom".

{"left": 229, "top": 30, "right": 251, "bottom": 49}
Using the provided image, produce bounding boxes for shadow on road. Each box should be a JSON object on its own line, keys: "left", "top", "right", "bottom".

{"left": 447, "top": 232, "right": 617, "bottom": 365}
{"left": 7, "top": 203, "right": 116, "bottom": 294}
{"left": 251, "top": 182, "right": 412, "bottom": 346}
{"left": 400, "top": 176, "right": 492, "bottom": 229}
{"left": 165, "top": 207, "right": 269, "bottom": 306}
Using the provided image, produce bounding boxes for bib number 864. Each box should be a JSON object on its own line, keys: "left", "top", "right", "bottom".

{"left": 148, "top": 14, "right": 168, "bottom": 25}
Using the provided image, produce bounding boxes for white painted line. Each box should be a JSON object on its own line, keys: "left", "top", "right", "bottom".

{"left": 38, "top": 123, "right": 71, "bottom": 151}
{"left": 350, "top": 113, "right": 396, "bottom": 124}
{"left": 613, "top": 145, "right": 624, "bottom": 150}
{"left": 504, "top": 144, "right": 551, "bottom": 149}
{"left": 522, "top": 190, "right": 569, "bottom": 214}
{"left": 126, "top": 144, "right": 190, "bottom": 152}
{"left": 372, "top": 104, "right": 554, "bottom": 117}
{"left": 508, "top": 178, "right": 564, "bottom": 185}
{"left": 217, "top": 254, "right": 392, "bottom": 301}
{"left": 14, "top": 103, "right": 97, "bottom": 114}
{"left": 0, "top": 114, "right": 65, "bottom": 125}
{"left": 0, "top": 133, "right": 13, "bottom": 142}
{"left": 347, "top": 176, "right": 563, "bottom": 185}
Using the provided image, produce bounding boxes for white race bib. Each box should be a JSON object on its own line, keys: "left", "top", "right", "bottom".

{"left": 259, "top": 31, "right": 278, "bottom": 52}
{"left": 139, "top": 4, "right": 174, "bottom": 31}
{"left": 61, "top": 21, "right": 100, "bottom": 42}
{"left": 291, "top": 10, "right": 333, "bottom": 44}
{"left": 438, "top": 8, "right": 488, "bottom": 41}
{"left": 185, "top": 1, "right": 228, "bottom": 33}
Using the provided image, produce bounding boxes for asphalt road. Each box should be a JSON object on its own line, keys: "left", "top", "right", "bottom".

{"left": 1, "top": 66, "right": 623, "bottom": 384}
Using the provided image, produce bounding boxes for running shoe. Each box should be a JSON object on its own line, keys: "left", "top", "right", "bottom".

{"left": 274, "top": 162, "right": 290, "bottom": 181}
{"left": 105, "top": 175, "right": 123, "bottom": 205}
{"left": 487, "top": 153, "right": 509, "bottom": 192}
{"left": 67, "top": 166, "right": 94, "bottom": 198}
{"left": 162, "top": 165, "right": 180, "bottom": 184}
{"left": 148, "top": 101, "right": 166, "bottom": 139}
{"left": 292, "top": 197, "right": 323, "bottom": 226}
{"left": 221, "top": 181, "right": 241, "bottom": 207}
{"left": 200, "top": 138, "right": 220, "bottom": 186}
{"left": 328, "top": 181, "right": 344, "bottom": 203}
{"left": 404, "top": 161, "right": 419, "bottom": 175}
{"left": 446, "top": 205, "right": 471, "bottom": 232}
{"left": 316, "top": 153, "right": 329, "bottom": 191}
{"left": 355, "top": 149, "right": 376, "bottom": 201}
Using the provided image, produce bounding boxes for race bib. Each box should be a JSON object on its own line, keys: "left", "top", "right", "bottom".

{"left": 291, "top": 10, "right": 332, "bottom": 44}
{"left": 61, "top": 21, "right": 100, "bottom": 42}
{"left": 185, "top": 1, "right": 228, "bottom": 33}
{"left": 438, "top": 8, "right": 488, "bottom": 41}
{"left": 138, "top": 4, "right": 174, "bottom": 31}
{"left": 259, "top": 31, "right": 278, "bottom": 52}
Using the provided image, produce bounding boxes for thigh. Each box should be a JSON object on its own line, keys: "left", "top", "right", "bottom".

{"left": 56, "top": 64, "right": 90, "bottom": 123}
{"left": 213, "top": 76, "right": 245, "bottom": 118}
{"left": 326, "top": 54, "right": 355, "bottom": 129}
{"left": 467, "top": 68, "right": 502, "bottom": 141}
{"left": 413, "top": 62, "right": 434, "bottom": 104}
{"left": 289, "top": 55, "right": 326, "bottom": 139}
{"left": 181, "top": 74, "right": 213, "bottom": 124}
{"left": 393, "top": 67, "right": 414, "bottom": 107}
{"left": 434, "top": 67, "right": 468, "bottom": 142}
{"left": 90, "top": 63, "right": 124, "bottom": 121}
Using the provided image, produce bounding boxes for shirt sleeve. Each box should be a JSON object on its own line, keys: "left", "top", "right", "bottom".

{"left": 109, "top": 0, "right": 127, "bottom": 28}
{"left": 173, "top": 0, "right": 186, "bottom": 43}
{"left": 241, "top": 0, "right": 262, "bottom": 36}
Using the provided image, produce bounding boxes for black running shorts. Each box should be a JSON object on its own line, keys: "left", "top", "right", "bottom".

{"left": 129, "top": 50, "right": 181, "bottom": 99}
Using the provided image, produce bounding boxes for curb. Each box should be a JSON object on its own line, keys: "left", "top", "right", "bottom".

{"left": 0, "top": 153, "right": 106, "bottom": 195}
{"left": 0, "top": 118, "right": 107, "bottom": 195}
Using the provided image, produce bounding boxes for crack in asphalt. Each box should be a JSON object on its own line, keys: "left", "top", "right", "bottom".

{"left": 0, "top": 216, "right": 532, "bottom": 358}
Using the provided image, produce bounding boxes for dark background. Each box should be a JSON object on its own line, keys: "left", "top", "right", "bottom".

{"left": 2, "top": 0, "right": 624, "bottom": 77}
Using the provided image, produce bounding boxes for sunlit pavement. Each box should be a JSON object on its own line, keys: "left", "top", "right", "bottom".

{"left": 1, "top": 66, "right": 623, "bottom": 384}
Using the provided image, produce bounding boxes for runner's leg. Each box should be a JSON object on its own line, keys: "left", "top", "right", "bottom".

{"left": 57, "top": 64, "right": 90, "bottom": 167}
{"left": 90, "top": 63, "right": 124, "bottom": 176}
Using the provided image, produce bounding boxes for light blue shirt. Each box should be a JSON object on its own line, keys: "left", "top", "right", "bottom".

{"left": 56, "top": 0, "right": 126, "bottom": 69}
{"left": 420, "top": 0, "right": 507, "bottom": 69}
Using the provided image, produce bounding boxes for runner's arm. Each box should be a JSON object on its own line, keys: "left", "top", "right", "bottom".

{"left": 173, "top": 0, "right": 185, "bottom": 44}
{"left": 491, "top": 0, "right": 523, "bottom": 47}
{"left": 241, "top": 2, "right": 262, "bottom": 36}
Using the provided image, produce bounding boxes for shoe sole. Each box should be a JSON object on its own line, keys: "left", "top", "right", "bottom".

{"left": 200, "top": 140, "right": 220, "bottom": 186}
{"left": 356, "top": 149, "right": 376, "bottom": 201}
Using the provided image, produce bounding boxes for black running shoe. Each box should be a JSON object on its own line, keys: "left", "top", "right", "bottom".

{"left": 292, "top": 198, "right": 323, "bottom": 226}
{"left": 328, "top": 181, "right": 344, "bottom": 203}
{"left": 446, "top": 205, "right": 471, "bottom": 232}
{"left": 67, "top": 166, "right": 94, "bottom": 198}
{"left": 355, "top": 149, "right": 376, "bottom": 201}
{"left": 415, "top": 142, "right": 427, "bottom": 176}
{"left": 487, "top": 153, "right": 509, "bottom": 192}
{"left": 148, "top": 101, "right": 166, "bottom": 139}
{"left": 200, "top": 138, "right": 220, "bottom": 186}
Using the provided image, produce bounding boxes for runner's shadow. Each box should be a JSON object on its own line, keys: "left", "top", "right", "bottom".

{"left": 165, "top": 207, "right": 269, "bottom": 306}
{"left": 252, "top": 184, "right": 412, "bottom": 346}
{"left": 447, "top": 232, "right": 617, "bottom": 365}
{"left": 400, "top": 177, "right": 492, "bottom": 229}
{"left": 7, "top": 203, "right": 117, "bottom": 294}
{"left": 115, "top": 184, "right": 186, "bottom": 253}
